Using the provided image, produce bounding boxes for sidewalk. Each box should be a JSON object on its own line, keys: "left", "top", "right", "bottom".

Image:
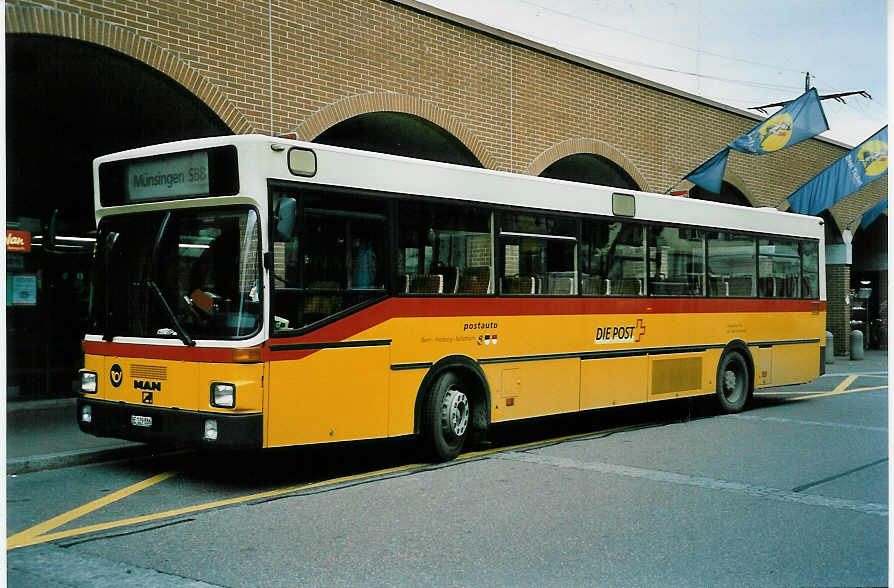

{"left": 5, "top": 349, "right": 888, "bottom": 475}
{"left": 825, "top": 348, "right": 889, "bottom": 375}
{"left": 6, "top": 398, "right": 151, "bottom": 475}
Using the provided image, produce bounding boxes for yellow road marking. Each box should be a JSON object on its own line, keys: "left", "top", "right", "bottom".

{"left": 833, "top": 374, "right": 859, "bottom": 394}
{"left": 790, "top": 385, "right": 887, "bottom": 401}
{"left": 6, "top": 463, "right": 421, "bottom": 550}
{"left": 7, "top": 471, "right": 175, "bottom": 550}
{"left": 9, "top": 423, "right": 646, "bottom": 550}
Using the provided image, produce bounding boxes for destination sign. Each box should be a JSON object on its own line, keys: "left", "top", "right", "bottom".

{"left": 126, "top": 151, "right": 210, "bottom": 201}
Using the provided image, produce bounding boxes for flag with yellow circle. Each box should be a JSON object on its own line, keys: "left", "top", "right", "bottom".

{"left": 787, "top": 126, "right": 888, "bottom": 215}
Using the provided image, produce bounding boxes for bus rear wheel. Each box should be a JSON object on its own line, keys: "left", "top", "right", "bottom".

{"left": 422, "top": 371, "right": 470, "bottom": 462}
{"left": 715, "top": 349, "right": 750, "bottom": 413}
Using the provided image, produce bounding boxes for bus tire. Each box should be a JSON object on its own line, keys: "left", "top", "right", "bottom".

{"left": 422, "top": 371, "right": 470, "bottom": 462}
{"left": 715, "top": 349, "right": 750, "bottom": 413}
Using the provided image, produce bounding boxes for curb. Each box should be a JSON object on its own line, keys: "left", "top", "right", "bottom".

{"left": 7, "top": 444, "right": 154, "bottom": 475}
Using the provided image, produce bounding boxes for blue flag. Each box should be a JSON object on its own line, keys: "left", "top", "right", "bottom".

{"left": 729, "top": 88, "right": 829, "bottom": 155}
{"left": 860, "top": 198, "right": 888, "bottom": 229}
{"left": 787, "top": 126, "right": 888, "bottom": 215}
{"left": 684, "top": 89, "right": 829, "bottom": 193}
{"left": 683, "top": 148, "right": 730, "bottom": 194}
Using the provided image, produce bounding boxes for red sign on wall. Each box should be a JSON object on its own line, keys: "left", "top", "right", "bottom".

{"left": 6, "top": 230, "right": 31, "bottom": 253}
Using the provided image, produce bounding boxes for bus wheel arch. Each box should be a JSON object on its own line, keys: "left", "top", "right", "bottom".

{"left": 715, "top": 341, "right": 753, "bottom": 413}
{"left": 414, "top": 355, "right": 490, "bottom": 460}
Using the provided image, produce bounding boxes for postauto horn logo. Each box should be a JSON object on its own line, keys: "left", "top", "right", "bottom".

{"left": 857, "top": 139, "right": 888, "bottom": 177}
{"left": 110, "top": 364, "right": 123, "bottom": 388}
{"left": 758, "top": 113, "right": 793, "bottom": 152}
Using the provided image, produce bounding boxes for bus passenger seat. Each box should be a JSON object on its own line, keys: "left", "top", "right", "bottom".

{"left": 580, "top": 277, "right": 607, "bottom": 295}
{"left": 502, "top": 276, "right": 536, "bottom": 294}
{"left": 729, "top": 277, "right": 754, "bottom": 297}
{"left": 457, "top": 267, "right": 491, "bottom": 294}
{"left": 708, "top": 276, "right": 729, "bottom": 297}
{"left": 546, "top": 276, "right": 573, "bottom": 294}
{"left": 613, "top": 277, "right": 642, "bottom": 296}
{"left": 409, "top": 274, "right": 444, "bottom": 294}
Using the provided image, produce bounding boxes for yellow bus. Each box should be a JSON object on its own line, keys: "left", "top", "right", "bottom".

{"left": 77, "top": 135, "right": 826, "bottom": 461}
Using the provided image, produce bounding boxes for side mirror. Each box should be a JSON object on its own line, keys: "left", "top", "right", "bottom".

{"left": 274, "top": 197, "right": 297, "bottom": 241}
{"left": 104, "top": 231, "right": 120, "bottom": 266}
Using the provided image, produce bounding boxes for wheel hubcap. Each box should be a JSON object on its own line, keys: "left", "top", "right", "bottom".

{"left": 442, "top": 387, "right": 469, "bottom": 437}
{"left": 723, "top": 364, "right": 744, "bottom": 402}
{"left": 724, "top": 369, "right": 737, "bottom": 393}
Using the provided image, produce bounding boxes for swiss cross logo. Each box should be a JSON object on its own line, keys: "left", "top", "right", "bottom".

{"left": 635, "top": 318, "right": 646, "bottom": 342}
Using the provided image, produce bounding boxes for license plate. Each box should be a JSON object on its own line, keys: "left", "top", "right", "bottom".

{"left": 131, "top": 415, "right": 153, "bottom": 428}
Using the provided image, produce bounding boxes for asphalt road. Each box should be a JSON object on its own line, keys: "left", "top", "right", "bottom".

{"left": 7, "top": 372, "right": 888, "bottom": 587}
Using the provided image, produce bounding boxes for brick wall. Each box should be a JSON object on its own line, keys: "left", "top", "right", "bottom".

{"left": 6, "top": 0, "right": 885, "bottom": 233}
{"left": 6, "top": 0, "right": 886, "bottom": 333}
{"left": 826, "top": 264, "right": 852, "bottom": 356}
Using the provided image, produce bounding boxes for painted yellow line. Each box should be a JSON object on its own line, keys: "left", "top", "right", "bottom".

{"left": 6, "top": 463, "right": 422, "bottom": 550}
{"left": 7, "top": 471, "right": 176, "bottom": 550}
{"left": 755, "top": 374, "right": 884, "bottom": 399}
{"left": 833, "top": 374, "right": 859, "bottom": 394}
{"left": 8, "top": 423, "right": 644, "bottom": 550}
{"left": 792, "top": 385, "right": 888, "bottom": 400}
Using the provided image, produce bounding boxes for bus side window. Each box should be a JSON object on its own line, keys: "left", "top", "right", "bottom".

{"left": 707, "top": 231, "right": 756, "bottom": 297}
{"left": 648, "top": 226, "right": 705, "bottom": 297}
{"left": 270, "top": 190, "right": 387, "bottom": 332}
{"left": 759, "top": 237, "right": 800, "bottom": 298}
{"left": 800, "top": 240, "right": 819, "bottom": 299}
{"left": 499, "top": 213, "right": 576, "bottom": 296}
{"left": 598, "top": 222, "right": 645, "bottom": 297}
{"left": 398, "top": 201, "right": 492, "bottom": 295}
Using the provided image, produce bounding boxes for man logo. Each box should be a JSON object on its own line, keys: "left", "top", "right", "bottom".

{"left": 110, "top": 364, "right": 123, "bottom": 388}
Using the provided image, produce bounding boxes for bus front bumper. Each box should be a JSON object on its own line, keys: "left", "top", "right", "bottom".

{"left": 77, "top": 398, "right": 263, "bottom": 449}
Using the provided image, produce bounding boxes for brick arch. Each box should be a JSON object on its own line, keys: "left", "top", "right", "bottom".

{"left": 678, "top": 171, "right": 759, "bottom": 208}
{"left": 291, "top": 92, "right": 497, "bottom": 170}
{"left": 526, "top": 138, "right": 651, "bottom": 192}
{"left": 6, "top": 4, "right": 253, "bottom": 134}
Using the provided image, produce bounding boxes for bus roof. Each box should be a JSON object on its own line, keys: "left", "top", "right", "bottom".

{"left": 94, "top": 134, "right": 825, "bottom": 241}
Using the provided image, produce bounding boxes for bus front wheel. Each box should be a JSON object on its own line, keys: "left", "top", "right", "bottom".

{"left": 715, "top": 349, "right": 750, "bottom": 413}
{"left": 422, "top": 371, "right": 470, "bottom": 462}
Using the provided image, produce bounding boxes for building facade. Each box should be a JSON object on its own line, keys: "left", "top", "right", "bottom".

{"left": 5, "top": 0, "right": 886, "bottom": 397}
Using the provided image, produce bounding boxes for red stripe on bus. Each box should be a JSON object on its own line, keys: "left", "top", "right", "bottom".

{"left": 264, "top": 297, "right": 825, "bottom": 360}
{"left": 82, "top": 341, "right": 234, "bottom": 362}
{"left": 83, "top": 297, "right": 825, "bottom": 362}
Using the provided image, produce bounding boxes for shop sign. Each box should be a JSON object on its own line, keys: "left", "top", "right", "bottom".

{"left": 7, "top": 230, "right": 31, "bottom": 253}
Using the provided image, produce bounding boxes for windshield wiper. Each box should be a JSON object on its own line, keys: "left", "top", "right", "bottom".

{"left": 147, "top": 280, "right": 194, "bottom": 346}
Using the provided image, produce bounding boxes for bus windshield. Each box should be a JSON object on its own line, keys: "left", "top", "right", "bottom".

{"left": 90, "top": 206, "right": 261, "bottom": 342}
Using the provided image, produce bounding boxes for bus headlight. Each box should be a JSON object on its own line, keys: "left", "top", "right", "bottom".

{"left": 81, "top": 405, "right": 92, "bottom": 423}
{"left": 210, "top": 382, "right": 235, "bottom": 408}
{"left": 80, "top": 371, "right": 97, "bottom": 394}
{"left": 203, "top": 419, "right": 218, "bottom": 441}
